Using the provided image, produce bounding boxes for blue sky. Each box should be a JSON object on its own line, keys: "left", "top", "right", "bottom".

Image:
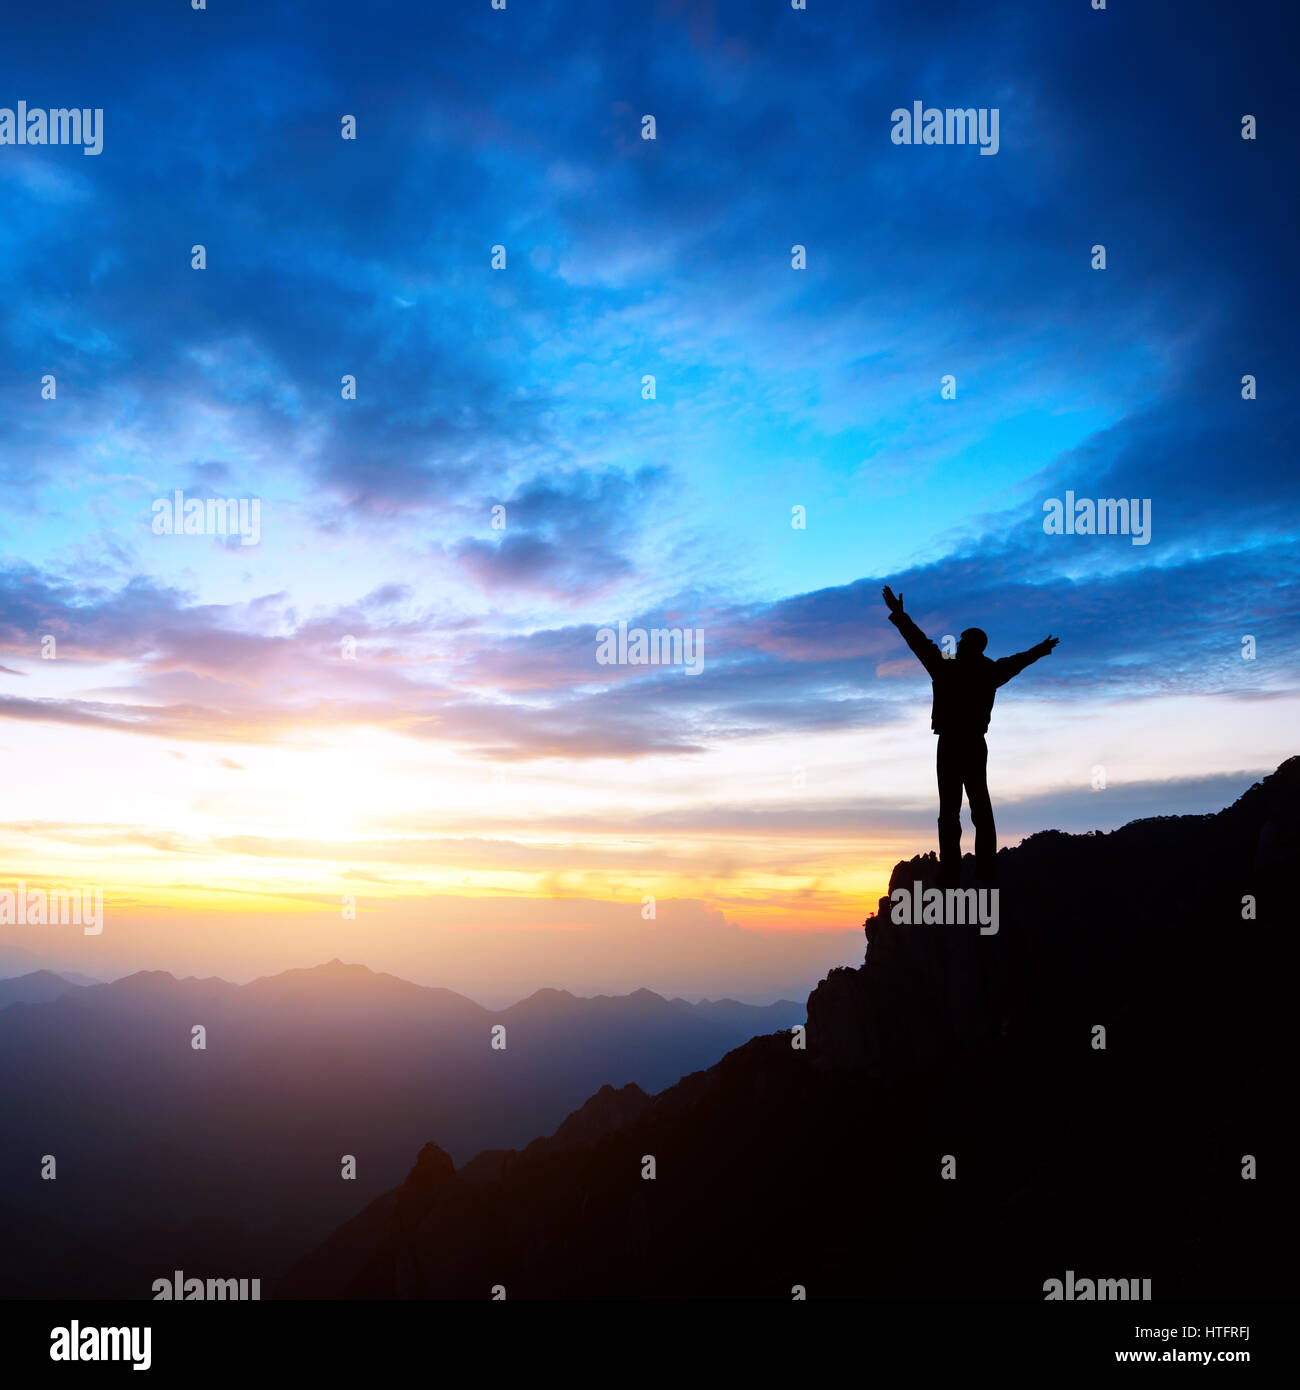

{"left": 0, "top": 0, "right": 1296, "bottom": 996}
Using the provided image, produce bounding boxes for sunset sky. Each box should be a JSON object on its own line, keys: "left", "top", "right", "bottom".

{"left": 1, "top": 1, "right": 1296, "bottom": 1002}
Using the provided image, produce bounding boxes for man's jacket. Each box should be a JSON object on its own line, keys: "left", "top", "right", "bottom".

{"left": 889, "top": 610, "right": 1045, "bottom": 736}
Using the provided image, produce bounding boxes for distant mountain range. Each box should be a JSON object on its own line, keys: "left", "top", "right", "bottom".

{"left": 0, "top": 964, "right": 799, "bottom": 1297}
{"left": 281, "top": 758, "right": 1300, "bottom": 1299}
{"left": 0, "top": 969, "right": 88, "bottom": 1010}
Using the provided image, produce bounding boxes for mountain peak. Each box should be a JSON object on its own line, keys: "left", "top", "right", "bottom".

{"left": 541, "top": 1081, "right": 653, "bottom": 1156}
{"left": 0, "top": 970, "right": 85, "bottom": 1010}
{"left": 248, "top": 959, "right": 383, "bottom": 990}
{"left": 114, "top": 969, "right": 178, "bottom": 987}
{"left": 320, "top": 957, "right": 368, "bottom": 973}
{"left": 403, "top": 1142, "right": 456, "bottom": 1190}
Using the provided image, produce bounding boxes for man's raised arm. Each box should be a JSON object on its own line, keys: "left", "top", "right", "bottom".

{"left": 882, "top": 586, "right": 943, "bottom": 677}
{"left": 993, "top": 634, "right": 1060, "bottom": 687}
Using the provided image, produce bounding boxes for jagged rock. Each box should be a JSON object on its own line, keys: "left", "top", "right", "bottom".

{"left": 537, "top": 1082, "right": 652, "bottom": 1155}
{"left": 403, "top": 1142, "right": 455, "bottom": 1190}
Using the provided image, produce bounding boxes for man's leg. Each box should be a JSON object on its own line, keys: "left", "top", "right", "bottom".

{"left": 936, "top": 735, "right": 964, "bottom": 887}
{"left": 965, "top": 735, "right": 997, "bottom": 884}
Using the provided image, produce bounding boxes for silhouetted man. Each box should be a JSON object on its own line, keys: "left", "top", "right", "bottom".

{"left": 882, "top": 586, "right": 1058, "bottom": 887}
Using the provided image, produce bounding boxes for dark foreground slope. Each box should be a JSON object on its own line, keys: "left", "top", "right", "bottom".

{"left": 0, "top": 969, "right": 798, "bottom": 1297}
{"left": 281, "top": 759, "right": 1300, "bottom": 1299}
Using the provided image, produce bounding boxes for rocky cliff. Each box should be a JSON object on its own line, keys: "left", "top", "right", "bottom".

{"left": 280, "top": 759, "right": 1300, "bottom": 1299}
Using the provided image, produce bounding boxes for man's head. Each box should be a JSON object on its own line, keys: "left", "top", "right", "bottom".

{"left": 957, "top": 627, "right": 988, "bottom": 661}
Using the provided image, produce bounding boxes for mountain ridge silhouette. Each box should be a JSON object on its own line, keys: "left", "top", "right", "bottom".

{"left": 279, "top": 757, "right": 1300, "bottom": 1299}
{"left": 0, "top": 966, "right": 800, "bottom": 1297}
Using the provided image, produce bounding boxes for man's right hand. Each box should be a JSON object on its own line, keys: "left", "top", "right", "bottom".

{"left": 882, "top": 585, "right": 904, "bottom": 615}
